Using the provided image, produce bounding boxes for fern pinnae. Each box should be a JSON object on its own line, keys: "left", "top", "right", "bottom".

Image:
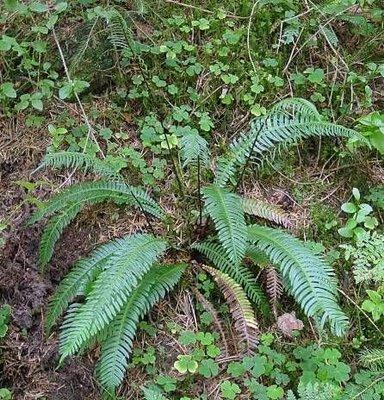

{"left": 27, "top": 180, "right": 164, "bottom": 226}
{"left": 192, "top": 241, "right": 270, "bottom": 317}
{"left": 179, "top": 130, "right": 210, "bottom": 168}
{"left": 38, "top": 204, "right": 81, "bottom": 269}
{"left": 242, "top": 197, "right": 292, "bottom": 228}
{"left": 96, "top": 263, "right": 186, "bottom": 392}
{"left": 269, "top": 97, "right": 322, "bottom": 119}
{"left": 202, "top": 185, "right": 247, "bottom": 265}
{"left": 360, "top": 348, "right": 384, "bottom": 371}
{"left": 105, "top": 7, "right": 134, "bottom": 51}
{"left": 215, "top": 98, "right": 359, "bottom": 187}
{"left": 247, "top": 224, "right": 349, "bottom": 336}
{"left": 38, "top": 151, "right": 121, "bottom": 179}
{"left": 202, "top": 265, "right": 259, "bottom": 353}
{"left": 264, "top": 266, "right": 283, "bottom": 317}
{"left": 45, "top": 237, "right": 130, "bottom": 334}
{"left": 59, "top": 234, "right": 167, "bottom": 360}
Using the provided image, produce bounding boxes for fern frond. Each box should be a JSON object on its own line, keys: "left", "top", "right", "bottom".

{"left": 38, "top": 151, "right": 121, "bottom": 179}
{"left": 215, "top": 98, "right": 359, "bottom": 187}
{"left": 245, "top": 245, "right": 270, "bottom": 267}
{"left": 96, "top": 263, "right": 186, "bottom": 392}
{"left": 39, "top": 204, "right": 81, "bottom": 269}
{"left": 202, "top": 185, "right": 247, "bottom": 265}
{"left": 247, "top": 224, "right": 349, "bottom": 336}
{"left": 142, "top": 387, "right": 169, "bottom": 400}
{"left": 264, "top": 266, "right": 283, "bottom": 317}
{"left": 179, "top": 130, "right": 210, "bottom": 168}
{"left": 202, "top": 265, "right": 259, "bottom": 353}
{"left": 59, "top": 234, "right": 167, "bottom": 361}
{"left": 45, "top": 237, "right": 144, "bottom": 334}
{"left": 192, "top": 241, "right": 270, "bottom": 316}
{"left": 242, "top": 197, "right": 292, "bottom": 228}
{"left": 28, "top": 180, "right": 164, "bottom": 225}
{"left": 360, "top": 349, "right": 384, "bottom": 371}
{"left": 106, "top": 8, "right": 134, "bottom": 51}
{"left": 288, "top": 382, "right": 342, "bottom": 400}
{"left": 270, "top": 97, "right": 322, "bottom": 119}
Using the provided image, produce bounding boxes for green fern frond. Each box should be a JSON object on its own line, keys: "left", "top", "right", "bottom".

{"left": 202, "top": 265, "right": 259, "bottom": 353}
{"left": 59, "top": 234, "right": 167, "bottom": 361}
{"left": 45, "top": 236, "right": 144, "bottom": 334}
{"left": 179, "top": 130, "right": 210, "bottom": 167}
{"left": 287, "top": 382, "right": 342, "bottom": 400}
{"left": 247, "top": 224, "right": 349, "bottom": 336}
{"left": 242, "top": 197, "right": 292, "bottom": 228}
{"left": 142, "top": 387, "right": 169, "bottom": 400}
{"left": 96, "top": 263, "right": 186, "bottom": 392}
{"left": 28, "top": 180, "right": 164, "bottom": 226}
{"left": 38, "top": 151, "right": 121, "bottom": 179}
{"left": 105, "top": 7, "right": 134, "bottom": 51}
{"left": 215, "top": 98, "right": 359, "bottom": 187}
{"left": 192, "top": 241, "right": 270, "bottom": 316}
{"left": 245, "top": 245, "right": 271, "bottom": 267}
{"left": 202, "top": 185, "right": 247, "bottom": 265}
{"left": 360, "top": 348, "right": 384, "bottom": 371}
{"left": 39, "top": 204, "right": 81, "bottom": 270}
{"left": 270, "top": 97, "right": 321, "bottom": 119}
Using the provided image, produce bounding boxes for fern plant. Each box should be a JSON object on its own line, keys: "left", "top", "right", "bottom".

{"left": 29, "top": 98, "right": 360, "bottom": 397}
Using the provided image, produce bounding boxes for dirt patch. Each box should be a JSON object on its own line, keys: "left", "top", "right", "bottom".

{"left": 0, "top": 113, "right": 101, "bottom": 399}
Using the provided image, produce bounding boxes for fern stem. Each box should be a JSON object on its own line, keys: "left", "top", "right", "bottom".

{"left": 235, "top": 117, "right": 267, "bottom": 191}
{"left": 162, "top": 130, "right": 185, "bottom": 196}
{"left": 350, "top": 375, "right": 384, "bottom": 400}
{"left": 129, "top": 189, "right": 155, "bottom": 234}
{"left": 197, "top": 155, "right": 203, "bottom": 227}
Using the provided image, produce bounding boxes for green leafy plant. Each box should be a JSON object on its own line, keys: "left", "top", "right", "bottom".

{"left": 0, "top": 305, "right": 11, "bottom": 399}
{"left": 338, "top": 188, "right": 378, "bottom": 239}
{"left": 352, "top": 111, "right": 384, "bottom": 155}
{"left": 361, "top": 288, "right": 384, "bottom": 322}
{"left": 29, "top": 98, "right": 358, "bottom": 396}
{"left": 341, "top": 230, "right": 384, "bottom": 284}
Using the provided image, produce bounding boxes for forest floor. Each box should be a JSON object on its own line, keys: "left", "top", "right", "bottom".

{"left": 1, "top": 1, "right": 384, "bottom": 399}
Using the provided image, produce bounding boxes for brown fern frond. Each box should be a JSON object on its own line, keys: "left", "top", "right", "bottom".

{"left": 242, "top": 197, "right": 292, "bottom": 228}
{"left": 264, "top": 266, "right": 283, "bottom": 317}
{"left": 193, "top": 288, "right": 229, "bottom": 357}
{"left": 202, "top": 265, "right": 259, "bottom": 354}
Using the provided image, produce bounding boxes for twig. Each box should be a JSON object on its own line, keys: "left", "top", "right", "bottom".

{"left": 276, "top": 7, "right": 315, "bottom": 54}
{"left": 163, "top": 0, "right": 247, "bottom": 19}
{"left": 52, "top": 27, "right": 104, "bottom": 158}
{"left": 247, "top": 1, "right": 260, "bottom": 74}
{"left": 283, "top": 5, "right": 356, "bottom": 72}
{"left": 338, "top": 288, "right": 384, "bottom": 340}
